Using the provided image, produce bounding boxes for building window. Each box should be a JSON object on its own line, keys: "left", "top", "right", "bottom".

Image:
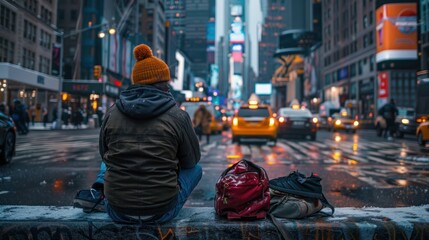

{"left": 369, "top": 11, "right": 373, "bottom": 24}
{"left": 0, "top": 37, "right": 15, "bottom": 63}
{"left": 24, "top": 20, "right": 37, "bottom": 42}
{"left": 39, "top": 29, "right": 51, "bottom": 49}
{"left": 40, "top": 6, "right": 52, "bottom": 24}
{"left": 358, "top": 60, "right": 363, "bottom": 75}
{"left": 363, "top": 35, "right": 368, "bottom": 48}
{"left": 370, "top": 55, "right": 375, "bottom": 71}
{"left": 22, "top": 48, "right": 36, "bottom": 70}
{"left": 369, "top": 31, "right": 373, "bottom": 45}
{"left": 71, "top": 10, "right": 77, "bottom": 20}
{"left": 39, "top": 56, "right": 50, "bottom": 74}
{"left": 363, "top": 15, "right": 368, "bottom": 28}
{"left": 350, "top": 63, "right": 356, "bottom": 77}
{"left": 24, "top": 0, "right": 38, "bottom": 14}
{"left": 0, "top": 5, "right": 17, "bottom": 32}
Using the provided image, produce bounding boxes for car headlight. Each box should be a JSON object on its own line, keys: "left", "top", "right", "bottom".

{"left": 335, "top": 120, "right": 341, "bottom": 125}
{"left": 401, "top": 119, "right": 410, "bottom": 124}
{"left": 353, "top": 121, "right": 359, "bottom": 126}
{"left": 312, "top": 117, "right": 318, "bottom": 123}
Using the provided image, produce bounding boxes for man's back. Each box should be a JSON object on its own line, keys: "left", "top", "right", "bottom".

{"left": 100, "top": 85, "right": 200, "bottom": 216}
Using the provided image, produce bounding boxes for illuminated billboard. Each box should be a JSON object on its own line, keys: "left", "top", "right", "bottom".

{"left": 255, "top": 83, "right": 272, "bottom": 95}
{"left": 375, "top": 3, "right": 417, "bottom": 63}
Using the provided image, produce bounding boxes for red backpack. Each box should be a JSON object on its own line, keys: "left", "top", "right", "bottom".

{"left": 214, "top": 159, "right": 270, "bottom": 220}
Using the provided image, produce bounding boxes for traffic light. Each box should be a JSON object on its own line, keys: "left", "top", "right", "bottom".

{"left": 93, "top": 65, "right": 102, "bottom": 80}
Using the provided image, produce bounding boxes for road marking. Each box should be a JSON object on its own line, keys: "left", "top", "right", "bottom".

{"left": 366, "top": 156, "right": 396, "bottom": 165}
{"left": 277, "top": 141, "right": 303, "bottom": 160}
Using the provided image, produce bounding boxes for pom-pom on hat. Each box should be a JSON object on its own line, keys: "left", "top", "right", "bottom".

{"left": 131, "top": 44, "right": 170, "bottom": 85}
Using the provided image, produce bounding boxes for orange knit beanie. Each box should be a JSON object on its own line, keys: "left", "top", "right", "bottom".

{"left": 131, "top": 44, "right": 170, "bottom": 85}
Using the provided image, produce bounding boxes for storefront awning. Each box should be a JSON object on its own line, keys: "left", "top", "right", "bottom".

{"left": 0, "top": 63, "right": 60, "bottom": 91}
{"left": 62, "top": 80, "right": 121, "bottom": 98}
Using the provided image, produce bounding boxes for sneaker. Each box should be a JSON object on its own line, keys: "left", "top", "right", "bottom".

{"left": 269, "top": 171, "right": 335, "bottom": 216}
{"left": 73, "top": 188, "right": 105, "bottom": 213}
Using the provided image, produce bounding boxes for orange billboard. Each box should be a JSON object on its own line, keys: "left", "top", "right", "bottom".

{"left": 375, "top": 3, "right": 417, "bottom": 63}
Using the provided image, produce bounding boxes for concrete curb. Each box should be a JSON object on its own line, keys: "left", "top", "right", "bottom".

{"left": 1, "top": 205, "right": 429, "bottom": 239}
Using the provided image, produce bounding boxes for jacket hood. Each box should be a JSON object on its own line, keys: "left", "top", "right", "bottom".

{"left": 116, "top": 85, "right": 176, "bottom": 119}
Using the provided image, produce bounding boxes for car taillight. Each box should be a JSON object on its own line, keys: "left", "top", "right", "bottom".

{"left": 269, "top": 118, "right": 275, "bottom": 126}
{"left": 233, "top": 117, "right": 238, "bottom": 126}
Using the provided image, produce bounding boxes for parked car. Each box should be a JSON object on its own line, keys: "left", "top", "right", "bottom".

{"left": 416, "top": 120, "right": 429, "bottom": 146}
{"left": 327, "top": 112, "right": 359, "bottom": 133}
{"left": 374, "top": 107, "right": 423, "bottom": 138}
{"left": 231, "top": 100, "right": 277, "bottom": 145}
{"left": 0, "top": 112, "right": 17, "bottom": 164}
{"left": 277, "top": 108, "right": 318, "bottom": 140}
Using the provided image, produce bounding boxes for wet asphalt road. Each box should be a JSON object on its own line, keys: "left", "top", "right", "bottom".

{"left": 0, "top": 127, "right": 428, "bottom": 209}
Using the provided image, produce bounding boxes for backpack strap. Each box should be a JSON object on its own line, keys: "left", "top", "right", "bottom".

{"left": 319, "top": 193, "right": 335, "bottom": 216}
{"left": 268, "top": 213, "right": 291, "bottom": 240}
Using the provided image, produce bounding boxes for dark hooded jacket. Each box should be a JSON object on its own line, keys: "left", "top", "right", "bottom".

{"left": 99, "top": 85, "right": 201, "bottom": 216}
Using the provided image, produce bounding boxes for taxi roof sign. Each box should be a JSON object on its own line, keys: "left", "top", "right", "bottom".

{"left": 248, "top": 93, "right": 260, "bottom": 105}
{"left": 290, "top": 99, "right": 300, "bottom": 109}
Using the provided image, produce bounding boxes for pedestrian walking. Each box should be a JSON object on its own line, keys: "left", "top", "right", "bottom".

{"left": 74, "top": 43, "right": 202, "bottom": 224}
{"left": 379, "top": 99, "right": 398, "bottom": 140}
{"left": 11, "top": 99, "right": 29, "bottom": 135}
{"left": 42, "top": 106, "right": 48, "bottom": 128}
{"left": 193, "top": 104, "right": 213, "bottom": 144}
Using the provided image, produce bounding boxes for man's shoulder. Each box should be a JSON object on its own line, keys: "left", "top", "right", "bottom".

{"left": 166, "top": 105, "right": 189, "bottom": 119}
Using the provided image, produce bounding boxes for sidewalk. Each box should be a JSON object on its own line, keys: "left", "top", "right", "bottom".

{"left": 1, "top": 205, "right": 428, "bottom": 239}
{"left": 28, "top": 122, "right": 91, "bottom": 131}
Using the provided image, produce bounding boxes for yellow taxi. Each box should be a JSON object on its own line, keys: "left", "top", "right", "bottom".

{"left": 416, "top": 120, "right": 429, "bottom": 147}
{"left": 231, "top": 95, "right": 277, "bottom": 145}
{"left": 327, "top": 109, "right": 359, "bottom": 133}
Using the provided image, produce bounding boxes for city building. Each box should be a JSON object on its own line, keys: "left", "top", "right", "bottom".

{"left": 417, "top": 0, "right": 429, "bottom": 114}
{"left": 57, "top": 0, "right": 142, "bottom": 115}
{"left": 0, "top": 0, "right": 60, "bottom": 122}
{"left": 165, "top": 0, "right": 186, "bottom": 50}
{"left": 322, "top": 0, "right": 377, "bottom": 119}
{"left": 214, "top": 0, "right": 260, "bottom": 108}
{"left": 321, "top": 0, "right": 418, "bottom": 120}
{"left": 260, "top": 0, "right": 315, "bottom": 111}
{"left": 183, "top": 0, "right": 210, "bottom": 80}
{"left": 140, "top": 0, "right": 166, "bottom": 60}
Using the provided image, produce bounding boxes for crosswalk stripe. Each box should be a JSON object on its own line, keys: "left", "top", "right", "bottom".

{"left": 366, "top": 156, "right": 396, "bottom": 165}
{"left": 277, "top": 141, "right": 304, "bottom": 160}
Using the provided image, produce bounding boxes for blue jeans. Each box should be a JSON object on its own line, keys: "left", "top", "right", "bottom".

{"left": 95, "top": 162, "right": 202, "bottom": 224}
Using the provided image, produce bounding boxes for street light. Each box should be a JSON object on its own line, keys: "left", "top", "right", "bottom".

{"left": 55, "top": 22, "right": 115, "bottom": 129}
{"left": 98, "top": 26, "right": 116, "bottom": 83}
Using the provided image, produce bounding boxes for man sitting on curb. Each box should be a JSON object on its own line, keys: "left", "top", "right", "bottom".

{"left": 74, "top": 44, "right": 202, "bottom": 224}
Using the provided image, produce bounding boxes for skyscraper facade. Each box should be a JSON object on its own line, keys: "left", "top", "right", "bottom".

{"left": 183, "top": 0, "right": 210, "bottom": 80}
